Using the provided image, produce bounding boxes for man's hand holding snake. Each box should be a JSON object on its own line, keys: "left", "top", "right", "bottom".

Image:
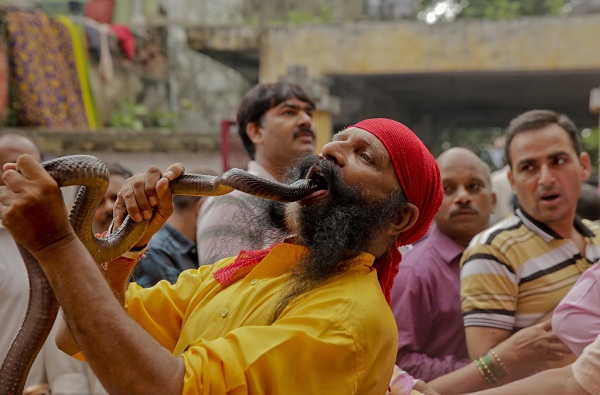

{"left": 0, "top": 154, "right": 77, "bottom": 262}
{"left": 113, "top": 163, "right": 185, "bottom": 250}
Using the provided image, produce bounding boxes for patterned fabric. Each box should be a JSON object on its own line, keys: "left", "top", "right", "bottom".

{"left": 348, "top": 118, "right": 443, "bottom": 304}
{"left": 213, "top": 243, "right": 279, "bottom": 286}
{"left": 461, "top": 209, "right": 600, "bottom": 330}
{"left": 6, "top": 10, "right": 90, "bottom": 127}
{"left": 55, "top": 14, "right": 98, "bottom": 129}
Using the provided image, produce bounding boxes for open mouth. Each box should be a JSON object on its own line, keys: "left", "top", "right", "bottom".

{"left": 299, "top": 164, "right": 330, "bottom": 205}
{"left": 540, "top": 192, "right": 560, "bottom": 202}
{"left": 306, "top": 165, "right": 329, "bottom": 190}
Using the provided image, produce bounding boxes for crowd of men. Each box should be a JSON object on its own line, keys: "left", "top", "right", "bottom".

{"left": 1, "top": 82, "right": 600, "bottom": 395}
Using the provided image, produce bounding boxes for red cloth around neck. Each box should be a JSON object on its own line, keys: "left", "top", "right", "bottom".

{"left": 349, "top": 118, "right": 443, "bottom": 304}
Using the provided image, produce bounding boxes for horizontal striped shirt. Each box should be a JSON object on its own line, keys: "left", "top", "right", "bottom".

{"left": 461, "top": 209, "right": 600, "bottom": 330}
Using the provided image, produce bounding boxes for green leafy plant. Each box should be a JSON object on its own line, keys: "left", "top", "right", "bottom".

{"left": 286, "top": 6, "right": 332, "bottom": 24}
{"left": 110, "top": 100, "right": 148, "bottom": 131}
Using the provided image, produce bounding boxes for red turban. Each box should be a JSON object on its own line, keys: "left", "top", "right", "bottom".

{"left": 348, "top": 118, "right": 443, "bottom": 304}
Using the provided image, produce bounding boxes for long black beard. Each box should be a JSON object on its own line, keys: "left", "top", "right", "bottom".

{"left": 258, "top": 154, "right": 408, "bottom": 321}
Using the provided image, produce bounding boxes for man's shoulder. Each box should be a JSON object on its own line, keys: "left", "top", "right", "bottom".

{"left": 466, "top": 215, "right": 526, "bottom": 249}
{"left": 197, "top": 191, "right": 260, "bottom": 230}
{"left": 462, "top": 216, "right": 534, "bottom": 268}
{"left": 202, "top": 190, "right": 255, "bottom": 209}
{"left": 582, "top": 218, "right": 600, "bottom": 241}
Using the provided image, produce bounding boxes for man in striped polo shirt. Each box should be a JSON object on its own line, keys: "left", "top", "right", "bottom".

{"left": 460, "top": 109, "right": 600, "bottom": 366}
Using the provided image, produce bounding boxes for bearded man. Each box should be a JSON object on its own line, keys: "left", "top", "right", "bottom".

{"left": 0, "top": 119, "right": 443, "bottom": 394}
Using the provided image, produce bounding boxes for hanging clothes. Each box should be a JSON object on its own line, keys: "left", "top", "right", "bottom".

{"left": 55, "top": 14, "right": 98, "bottom": 129}
{"left": 5, "top": 9, "right": 93, "bottom": 128}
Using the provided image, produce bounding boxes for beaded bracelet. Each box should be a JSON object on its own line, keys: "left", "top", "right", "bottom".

{"left": 489, "top": 349, "right": 510, "bottom": 377}
{"left": 481, "top": 353, "right": 504, "bottom": 381}
{"left": 474, "top": 357, "right": 497, "bottom": 385}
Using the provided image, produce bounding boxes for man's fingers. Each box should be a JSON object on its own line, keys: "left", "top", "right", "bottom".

{"left": 14, "top": 155, "right": 47, "bottom": 179}
{"left": 163, "top": 163, "right": 185, "bottom": 181}
{"left": 143, "top": 166, "right": 163, "bottom": 210}
{"left": 118, "top": 175, "right": 147, "bottom": 223}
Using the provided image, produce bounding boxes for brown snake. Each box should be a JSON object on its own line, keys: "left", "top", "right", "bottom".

{"left": 0, "top": 154, "right": 322, "bottom": 395}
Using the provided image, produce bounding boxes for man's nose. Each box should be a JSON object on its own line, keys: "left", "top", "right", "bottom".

{"left": 320, "top": 141, "right": 347, "bottom": 167}
{"left": 538, "top": 165, "right": 555, "bottom": 186}
{"left": 454, "top": 185, "right": 472, "bottom": 204}
{"left": 296, "top": 110, "right": 313, "bottom": 128}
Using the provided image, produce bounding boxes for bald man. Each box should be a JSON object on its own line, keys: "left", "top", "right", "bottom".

{"left": 0, "top": 133, "right": 42, "bottom": 181}
{"left": 0, "top": 133, "right": 46, "bottom": 392}
{"left": 0, "top": 133, "right": 106, "bottom": 395}
{"left": 391, "top": 147, "right": 497, "bottom": 381}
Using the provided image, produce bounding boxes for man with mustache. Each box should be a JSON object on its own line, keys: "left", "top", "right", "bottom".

{"left": 460, "top": 109, "right": 600, "bottom": 380}
{"left": 391, "top": 147, "right": 497, "bottom": 381}
{"left": 0, "top": 118, "right": 443, "bottom": 394}
{"left": 196, "top": 81, "right": 318, "bottom": 265}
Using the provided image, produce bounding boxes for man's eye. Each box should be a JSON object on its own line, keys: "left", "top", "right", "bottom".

{"left": 554, "top": 157, "right": 566, "bottom": 165}
{"left": 360, "top": 153, "right": 373, "bottom": 164}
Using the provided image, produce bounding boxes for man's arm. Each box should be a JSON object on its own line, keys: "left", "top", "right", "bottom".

{"left": 428, "top": 321, "right": 572, "bottom": 395}
{"left": 465, "top": 327, "right": 511, "bottom": 360}
{"left": 0, "top": 157, "right": 185, "bottom": 394}
{"left": 461, "top": 365, "right": 588, "bottom": 395}
{"left": 460, "top": 242, "right": 518, "bottom": 360}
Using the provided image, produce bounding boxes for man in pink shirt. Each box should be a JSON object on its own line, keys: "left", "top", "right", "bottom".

{"left": 391, "top": 147, "right": 496, "bottom": 380}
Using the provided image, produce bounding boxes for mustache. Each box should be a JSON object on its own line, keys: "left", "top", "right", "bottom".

{"left": 292, "top": 127, "right": 316, "bottom": 140}
{"left": 289, "top": 153, "right": 336, "bottom": 183}
{"left": 449, "top": 206, "right": 479, "bottom": 217}
{"left": 288, "top": 154, "right": 358, "bottom": 203}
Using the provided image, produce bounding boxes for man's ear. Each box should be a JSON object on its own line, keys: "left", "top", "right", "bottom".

{"left": 246, "top": 122, "right": 263, "bottom": 145}
{"left": 580, "top": 151, "right": 592, "bottom": 182}
{"left": 384, "top": 203, "right": 419, "bottom": 237}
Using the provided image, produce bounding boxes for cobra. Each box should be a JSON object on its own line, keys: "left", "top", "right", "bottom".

{"left": 0, "top": 154, "right": 324, "bottom": 395}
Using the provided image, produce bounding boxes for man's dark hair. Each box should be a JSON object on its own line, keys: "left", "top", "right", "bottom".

{"left": 105, "top": 162, "right": 134, "bottom": 179}
{"left": 504, "top": 109, "right": 581, "bottom": 168}
{"left": 237, "top": 82, "right": 316, "bottom": 160}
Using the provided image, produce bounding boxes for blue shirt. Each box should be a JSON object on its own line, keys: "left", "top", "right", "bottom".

{"left": 133, "top": 224, "right": 199, "bottom": 288}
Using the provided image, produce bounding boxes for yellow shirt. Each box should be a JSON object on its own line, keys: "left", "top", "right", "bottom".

{"left": 125, "top": 243, "right": 397, "bottom": 394}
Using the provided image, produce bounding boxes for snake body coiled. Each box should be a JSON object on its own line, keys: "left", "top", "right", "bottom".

{"left": 0, "top": 155, "right": 322, "bottom": 395}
